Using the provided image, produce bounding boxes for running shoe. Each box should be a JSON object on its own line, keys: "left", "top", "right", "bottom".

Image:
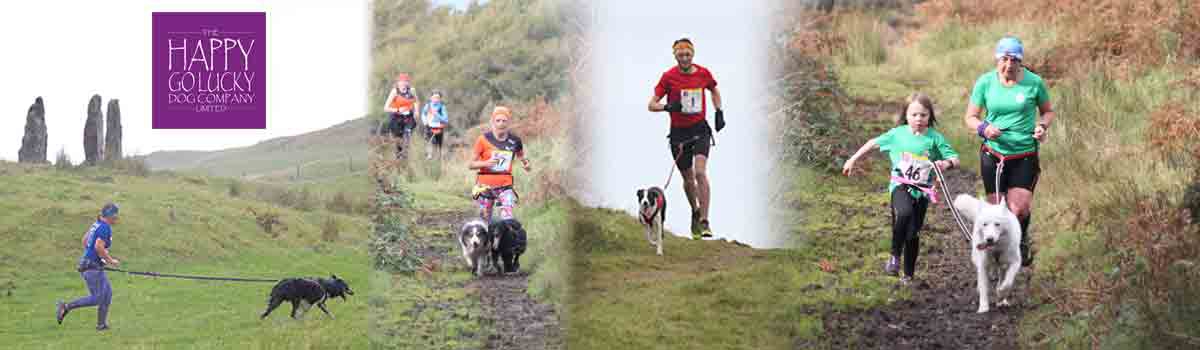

{"left": 56, "top": 301, "right": 69, "bottom": 325}
{"left": 884, "top": 256, "right": 900, "bottom": 276}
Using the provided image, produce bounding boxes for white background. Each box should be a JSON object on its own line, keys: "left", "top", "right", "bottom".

{"left": 583, "top": 1, "right": 778, "bottom": 247}
{"left": 0, "top": 1, "right": 368, "bottom": 162}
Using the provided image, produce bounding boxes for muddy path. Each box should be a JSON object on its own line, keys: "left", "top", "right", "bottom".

{"left": 810, "top": 168, "right": 1037, "bottom": 349}
{"left": 414, "top": 209, "right": 563, "bottom": 350}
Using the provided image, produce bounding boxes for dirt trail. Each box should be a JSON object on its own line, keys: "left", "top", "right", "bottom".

{"left": 415, "top": 209, "right": 563, "bottom": 350}
{"left": 813, "top": 168, "right": 1035, "bottom": 350}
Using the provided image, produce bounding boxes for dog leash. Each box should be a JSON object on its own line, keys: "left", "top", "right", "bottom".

{"left": 931, "top": 164, "right": 972, "bottom": 244}
{"left": 104, "top": 267, "right": 279, "bottom": 283}
{"left": 662, "top": 135, "right": 705, "bottom": 189}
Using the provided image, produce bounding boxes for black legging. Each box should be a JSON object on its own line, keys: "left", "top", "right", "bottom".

{"left": 891, "top": 187, "right": 929, "bottom": 278}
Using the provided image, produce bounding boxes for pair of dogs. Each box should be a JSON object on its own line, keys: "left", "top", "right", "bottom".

{"left": 458, "top": 219, "right": 527, "bottom": 276}
{"left": 636, "top": 185, "right": 1025, "bottom": 314}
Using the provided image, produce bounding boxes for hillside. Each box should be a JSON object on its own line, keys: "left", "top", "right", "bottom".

{"left": 773, "top": 1, "right": 1200, "bottom": 348}
{"left": 144, "top": 117, "right": 369, "bottom": 182}
{"left": 0, "top": 161, "right": 369, "bottom": 349}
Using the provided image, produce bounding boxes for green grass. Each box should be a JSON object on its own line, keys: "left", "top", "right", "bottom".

{"left": 567, "top": 165, "right": 908, "bottom": 350}
{"left": 0, "top": 162, "right": 368, "bottom": 350}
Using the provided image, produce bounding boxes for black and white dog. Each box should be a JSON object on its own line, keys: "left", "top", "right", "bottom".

{"left": 459, "top": 219, "right": 494, "bottom": 276}
{"left": 953, "top": 194, "right": 1023, "bottom": 313}
{"left": 636, "top": 186, "right": 667, "bottom": 256}
{"left": 459, "top": 218, "right": 527, "bottom": 276}
{"left": 260, "top": 275, "right": 353, "bottom": 320}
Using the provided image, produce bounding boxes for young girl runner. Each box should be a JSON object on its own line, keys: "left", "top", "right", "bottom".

{"left": 842, "top": 93, "right": 960, "bottom": 284}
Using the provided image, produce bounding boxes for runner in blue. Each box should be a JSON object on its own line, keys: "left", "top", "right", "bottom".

{"left": 57, "top": 203, "right": 122, "bottom": 331}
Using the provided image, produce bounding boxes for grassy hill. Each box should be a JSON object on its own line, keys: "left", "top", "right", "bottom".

{"left": 144, "top": 117, "right": 369, "bottom": 183}
{"left": 566, "top": 179, "right": 909, "bottom": 350}
{"left": 0, "top": 161, "right": 369, "bottom": 350}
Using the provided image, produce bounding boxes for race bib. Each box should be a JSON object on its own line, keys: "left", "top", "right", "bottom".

{"left": 489, "top": 150, "right": 514, "bottom": 173}
{"left": 680, "top": 88, "right": 703, "bottom": 114}
{"left": 897, "top": 152, "right": 934, "bottom": 187}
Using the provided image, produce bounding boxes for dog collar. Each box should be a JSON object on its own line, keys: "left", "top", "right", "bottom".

{"left": 641, "top": 196, "right": 664, "bottom": 223}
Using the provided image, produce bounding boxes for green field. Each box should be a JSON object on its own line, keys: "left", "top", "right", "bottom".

{"left": 0, "top": 162, "right": 368, "bottom": 350}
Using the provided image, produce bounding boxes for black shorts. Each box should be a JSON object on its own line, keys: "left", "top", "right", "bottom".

{"left": 388, "top": 113, "right": 415, "bottom": 137}
{"left": 980, "top": 147, "right": 1040, "bottom": 194}
{"left": 668, "top": 121, "right": 712, "bottom": 172}
{"left": 426, "top": 128, "right": 444, "bottom": 146}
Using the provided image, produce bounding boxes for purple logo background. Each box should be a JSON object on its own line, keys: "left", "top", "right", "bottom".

{"left": 152, "top": 12, "right": 266, "bottom": 129}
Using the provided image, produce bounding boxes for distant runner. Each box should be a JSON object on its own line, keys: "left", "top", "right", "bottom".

{"left": 422, "top": 90, "right": 449, "bottom": 160}
{"left": 383, "top": 73, "right": 420, "bottom": 159}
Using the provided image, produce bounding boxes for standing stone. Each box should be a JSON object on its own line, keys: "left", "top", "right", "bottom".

{"left": 105, "top": 99, "right": 122, "bottom": 161}
{"left": 18, "top": 97, "right": 49, "bottom": 164}
{"left": 83, "top": 94, "right": 104, "bottom": 165}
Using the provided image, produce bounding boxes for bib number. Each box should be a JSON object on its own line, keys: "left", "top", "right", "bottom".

{"left": 680, "top": 88, "right": 703, "bottom": 114}
{"left": 490, "top": 150, "right": 514, "bottom": 173}
{"left": 897, "top": 152, "right": 934, "bottom": 187}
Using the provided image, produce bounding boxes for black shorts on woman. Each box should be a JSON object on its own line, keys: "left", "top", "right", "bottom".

{"left": 979, "top": 144, "right": 1040, "bottom": 194}
{"left": 667, "top": 120, "right": 712, "bottom": 172}
{"left": 388, "top": 112, "right": 416, "bottom": 138}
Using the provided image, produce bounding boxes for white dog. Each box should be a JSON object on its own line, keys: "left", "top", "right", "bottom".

{"left": 953, "top": 194, "right": 1023, "bottom": 313}
{"left": 458, "top": 219, "right": 494, "bottom": 276}
{"left": 636, "top": 186, "right": 667, "bottom": 256}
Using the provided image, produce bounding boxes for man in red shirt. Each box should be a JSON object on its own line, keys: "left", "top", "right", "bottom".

{"left": 647, "top": 37, "right": 726, "bottom": 240}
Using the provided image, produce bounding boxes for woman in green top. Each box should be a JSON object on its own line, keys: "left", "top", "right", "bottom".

{"left": 963, "top": 36, "right": 1057, "bottom": 267}
{"left": 843, "top": 93, "right": 960, "bottom": 284}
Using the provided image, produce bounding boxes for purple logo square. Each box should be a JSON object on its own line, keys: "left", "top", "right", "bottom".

{"left": 152, "top": 12, "right": 266, "bottom": 129}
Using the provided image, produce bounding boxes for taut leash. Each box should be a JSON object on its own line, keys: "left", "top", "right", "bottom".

{"left": 104, "top": 267, "right": 279, "bottom": 283}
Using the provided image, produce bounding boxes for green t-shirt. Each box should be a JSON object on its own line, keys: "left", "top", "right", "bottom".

{"left": 875, "top": 125, "right": 959, "bottom": 199}
{"left": 969, "top": 68, "right": 1051, "bottom": 155}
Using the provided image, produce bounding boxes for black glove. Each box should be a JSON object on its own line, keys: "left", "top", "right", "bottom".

{"left": 715, "top": 109, "right": 726, "bottom": 132}
{"left": 664, "top": 101, "right": 683, "bottom": 113}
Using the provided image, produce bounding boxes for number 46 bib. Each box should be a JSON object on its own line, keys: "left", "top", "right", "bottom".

{"left": 680, "top": 88, "right": 703, "bottom": 114}
{"left": 896, "top": 152, "right": 934, "bottom": 188}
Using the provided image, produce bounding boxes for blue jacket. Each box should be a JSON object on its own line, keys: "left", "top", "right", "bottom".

{"left": 422, "top": 102, "right": 449, "bottom": 127}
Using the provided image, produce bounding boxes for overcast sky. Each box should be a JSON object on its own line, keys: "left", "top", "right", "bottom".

{"left": 0, "top": 1, "right": 367, "bottom": 162}
{"left": 582, "top": 1, "right": 778, "bottom": 247}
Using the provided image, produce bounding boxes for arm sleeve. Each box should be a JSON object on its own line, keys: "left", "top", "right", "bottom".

{"left": 874, "top": 129, "right": 895, "bottom": 153}
{"left": 1035, "top": 78, "right": 1051, "bottom": 105}
{"left": 706, "top": 69, "right": 717, "bottom": 89}
{"left": 382, "top": 89, "right": 396, "bottom": 110}
{"left": 473, "top": 137, "right": 488, "bottom": 162}
{"left": 654, "top": 74, "right": 668, "bottom": 98}
{"left": 97, "top": 226, "right": 113, "bottom": 246}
